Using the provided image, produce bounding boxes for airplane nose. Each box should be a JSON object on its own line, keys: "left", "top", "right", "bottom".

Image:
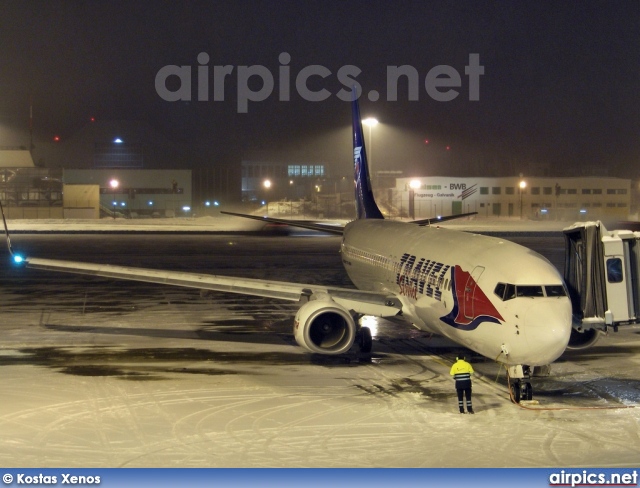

{"left": 523, "top": 300, "right": 573, "bottom": 365}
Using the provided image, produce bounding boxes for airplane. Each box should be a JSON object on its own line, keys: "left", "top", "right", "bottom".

{"left": 1, "top": 89, "right": 573, "bottom": 402}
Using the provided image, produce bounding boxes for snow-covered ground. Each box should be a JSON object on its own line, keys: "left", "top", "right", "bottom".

{"left": 0, "top": 227, "right": 638, "bottom": 468}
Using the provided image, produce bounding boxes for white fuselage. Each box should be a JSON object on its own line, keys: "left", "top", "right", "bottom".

{"left": 340, "top": 220, "right": 573, "bottom": 366}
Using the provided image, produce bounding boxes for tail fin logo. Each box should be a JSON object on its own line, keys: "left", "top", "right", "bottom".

{"left": 354, "top": 146, "right": 362, "bottom": 164}
{"left": 354, "top": 146, "right": 362, "bottom": 174}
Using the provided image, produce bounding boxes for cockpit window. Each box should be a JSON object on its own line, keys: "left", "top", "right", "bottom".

{"left": 494, "top": 282, "right": 567, "bottom": 300}
{"left": 516, "top": 285, "right": 544, "bottom": 297}
{"left": 494, "top": 283, "right": 516, "bottom": 301}
{"left": 545, "top": 285, "right": 567, "bottom": 297}
{"left": 505, "top": 284, "right": 516, "bottom": 300}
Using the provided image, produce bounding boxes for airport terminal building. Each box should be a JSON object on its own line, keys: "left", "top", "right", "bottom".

{"left": 392, "top": 176, "right": 632, "bottom": 221}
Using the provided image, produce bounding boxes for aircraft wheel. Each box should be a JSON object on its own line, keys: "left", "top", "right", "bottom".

{"left": 524, "top": 382, "right": 533, "bottom": 401}
{"left": 360, "top": 326, "right": 372, "bottom": 353}
{"left": 510, "top": 381, "right": 521, "bottom": 403}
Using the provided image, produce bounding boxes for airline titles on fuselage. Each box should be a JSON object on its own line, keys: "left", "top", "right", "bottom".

{"left": 396, "top": 253, "right": 450, "bottom": 302}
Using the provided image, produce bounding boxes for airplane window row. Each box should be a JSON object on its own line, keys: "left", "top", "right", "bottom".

{"left": 494, "top": 283, "right": 567, "bottom": 301}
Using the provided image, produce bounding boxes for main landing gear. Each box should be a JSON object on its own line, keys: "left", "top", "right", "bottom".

{"left": 508, "top": 365, "right": 533, "bottom": 403}
{"left": 357, "top": 326, "right": 373, "bottom": 353}
{"left": 354, "top": 314, "right": 373, "bottom": 354}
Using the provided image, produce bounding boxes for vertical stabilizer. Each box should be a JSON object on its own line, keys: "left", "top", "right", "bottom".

{"left": 352, "top": 89, "right": 384, "bottom": 220}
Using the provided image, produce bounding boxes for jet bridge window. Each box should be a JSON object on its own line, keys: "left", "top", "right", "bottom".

{"left": 606, "top": 258, "right": 623, "bottom": 283}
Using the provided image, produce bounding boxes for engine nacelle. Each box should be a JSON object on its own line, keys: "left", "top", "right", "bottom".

{"left": 294, "top": 299, "right": 356, "bottom": 354}
{"left": 567, "top": 327, "right": 600, "bottom": 350}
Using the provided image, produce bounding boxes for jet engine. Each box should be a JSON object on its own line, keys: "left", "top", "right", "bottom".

{"left": 294, "top": 298, "right": 356, "bottom": 354}
{"left": 566, "top": 327, "right": 600, "bottom": 350}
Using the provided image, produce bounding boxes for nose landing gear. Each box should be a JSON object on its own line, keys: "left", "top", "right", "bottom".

{"left": 508, "top": 365, "right": 533, "bottom": 403}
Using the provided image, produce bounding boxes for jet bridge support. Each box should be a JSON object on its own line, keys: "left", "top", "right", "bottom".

{"left": 563, "top": 221, "right": 640, "bottom": 347}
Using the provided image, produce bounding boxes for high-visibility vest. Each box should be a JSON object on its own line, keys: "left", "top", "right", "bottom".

{"left": 450, "top": 359, "right": 474, "bottom": 389}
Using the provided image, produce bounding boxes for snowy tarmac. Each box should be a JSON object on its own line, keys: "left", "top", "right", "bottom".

{"left": 0, "top": 217, "right": 638, "bottom": 467}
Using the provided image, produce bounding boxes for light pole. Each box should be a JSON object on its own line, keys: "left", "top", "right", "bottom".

{"left": 109, "top": 179, "right": 119, "bottom": 219}
{"left": 263, "top": 179, "right": 271, "bottom": 216}
{"left": 409, "top": 179, "right": 421, "bottom": 220}
{"left": 519, "top": 180, "right": 527, "bottom": 220}
{"left": 362, "top": 117, "right": 378, "bottom": 185}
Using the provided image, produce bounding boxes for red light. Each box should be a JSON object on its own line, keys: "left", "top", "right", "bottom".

{"left": 53, "top": 136, "right": 60, "bottom": 142}
{"left": 424, "top": 139, "right": 429, "bottom": 144}
{"left": 90, "top": 117, "right": 96, "bottom": 122}
{"left": 446, "top": 146, "right": 450, "bottom": 150}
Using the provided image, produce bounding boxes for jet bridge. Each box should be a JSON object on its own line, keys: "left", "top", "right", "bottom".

{"left": 563, "top": 221, "right": 640, "bottom": 347}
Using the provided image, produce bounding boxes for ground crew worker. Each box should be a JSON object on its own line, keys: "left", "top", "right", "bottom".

{"left": 450, "top": 356, "right": 474, "bottom": 414}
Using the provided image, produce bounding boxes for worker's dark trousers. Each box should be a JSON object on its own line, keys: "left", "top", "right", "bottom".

{"left": 457, "top": 387, "right": 472, "bottom": 412}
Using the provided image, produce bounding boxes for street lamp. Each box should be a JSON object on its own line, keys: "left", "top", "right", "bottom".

{"left": 263, "top": 179, "right": 271, "bottom": 216}
{"left": 109, "top": 179, "right": 119, "bottom": 219}
{"left": 362, "top": 118, "right": 378, "bottom": 179}
{"left": 519, "top": 180, "right": 527, "bottom": 220}
{"left": 409, "top": 179, "right": 421, "bottom": 220}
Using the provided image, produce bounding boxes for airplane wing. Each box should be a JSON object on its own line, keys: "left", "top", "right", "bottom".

{"left": 409, "top": 212, "right": 478, "bottom": 226}
{"left": 221, "top": 211, "right": 345, "bottom": 235}
{"left": 221, "top": 210, "right": 479, "bottom": 233}
{"left": 23, "top": 257, "right": 402, "bottom": 317}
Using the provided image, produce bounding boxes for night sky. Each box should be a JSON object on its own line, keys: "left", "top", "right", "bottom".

{"left": 0, "top": 1, "right": 638, "bottom": 177}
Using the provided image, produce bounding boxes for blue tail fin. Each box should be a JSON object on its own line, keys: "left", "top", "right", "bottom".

{"left": 352, "top": 88, "right": 384, "bottom": 220}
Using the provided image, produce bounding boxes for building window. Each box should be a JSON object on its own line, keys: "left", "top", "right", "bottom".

{"left": 531, "top": 187, "right": 540, "bottom": 195}
{"left": 543, "top": 187, "right": 552, "bottom": 195}
{"left": 582, "top": 189, "right": 591, "bottom": 194}
{"left": 480, "top": 187, "right": 488, "bottom": 195}
{"left": 505, "top": 187, "right": 515, "bottom": 195}
{"left": 593, "top": 189, "right": 602, "bottom": 194}
{"left": 492, "top": 187, "right": 501, "bottom": 195}
{"left": 94, "top": 143, "right": 143, "bottom": 168}
{"left": 567, "top": 189, "right": 577, "bottom": 194}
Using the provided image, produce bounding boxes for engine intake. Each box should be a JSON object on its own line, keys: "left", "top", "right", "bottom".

{"left": 567, "top": 327, "right": 600, "bottom": 349}
{"left": 294, "top": 299, "right": 356, "bottom": 354}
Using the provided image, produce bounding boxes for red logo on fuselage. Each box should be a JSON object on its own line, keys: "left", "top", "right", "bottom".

{"left": 441, "top": 265, "right": 503, "bottom": 330}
